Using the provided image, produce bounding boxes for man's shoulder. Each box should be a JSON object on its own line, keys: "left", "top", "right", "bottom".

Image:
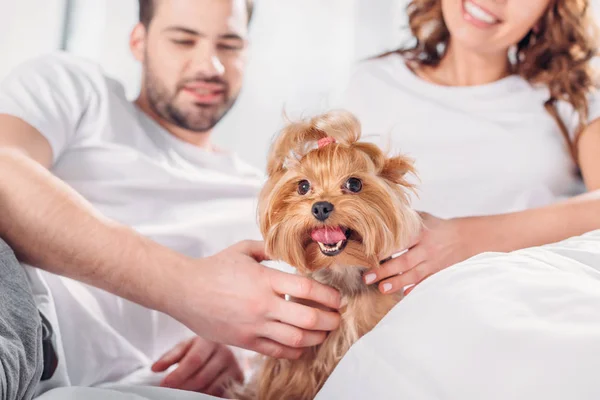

{"left": 223, "top": 152, "right": 266, "bottom": 183}
{"left": 3, "top": 51, "right": 119, "bottom": 94}
{"left": 14, "top": 51, "right": 104, "bottom": 74}
{"left": 236, "top": 158, "right": 267, "bottom": 181}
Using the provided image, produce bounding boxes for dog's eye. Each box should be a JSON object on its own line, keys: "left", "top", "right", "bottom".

{"left": 297, "top": 180, "right": 311, "bottom": 195}
{"left": 344, "top": 177, "right": 362, "bottom": 193}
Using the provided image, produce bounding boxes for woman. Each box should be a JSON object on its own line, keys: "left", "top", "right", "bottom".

{"left": 337, "top": 0, "right": 600, "bottom": 295}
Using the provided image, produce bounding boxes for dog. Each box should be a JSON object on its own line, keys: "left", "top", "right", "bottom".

{"left": 226, "top": 110, "right": 421, "bottom": 400}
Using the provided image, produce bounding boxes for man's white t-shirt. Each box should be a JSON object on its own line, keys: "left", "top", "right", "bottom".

{"left": 0, "top": 52, "right": 265, "bottom": 391}
{"left": 336, "top": 52, "right": 599, "bottom": 219}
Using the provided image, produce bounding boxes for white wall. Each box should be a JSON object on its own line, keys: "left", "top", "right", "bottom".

{"left": 3, "top": 0, "right": 599, "bottom": 169}
{"left": 64, "top": 0, "right": 141, "bottom": 99}
{"left": 212, "top": 0, "right": 357, "bottom": 167}
{"left": 354, "top": 0, "right": 410, "bottom": 60}
{"left": 0, "top": 0, "right": 66, "bottom": 79}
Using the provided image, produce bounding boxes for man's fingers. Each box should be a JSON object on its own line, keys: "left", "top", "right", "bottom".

{"left": 179, "top": 349, "right": 231, "bottom": 392}
{"left": 236, "top": 240, "right": 270, "bottom": 262}
{"left": 269, "top": 297, "right": 340, "bottom": 332}
{"left": 152, "top": 338, "right": 193, "bottom": 372}
{"left": 252, "top": 338, "right": 303, "bottom": 360}
{"left": 259, "top": 321, "right": 327, "bottom": 348}
{"left": 271, "top": 273, "right": 341, "bottom": 310}
{"left": 160, "top": 340, "right": 216, "bottom": 388}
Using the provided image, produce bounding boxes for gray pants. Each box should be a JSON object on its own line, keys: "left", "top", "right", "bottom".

{"left": 0, "top": 241, "right": 215, "bottom": 400}
{"left": 0, "top": 238, "right": 43, "bottom": 400}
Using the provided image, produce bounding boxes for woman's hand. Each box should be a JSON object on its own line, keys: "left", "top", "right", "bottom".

{"left": 364, "top": 212, "right": 477, "bottom": 295}
{"left": 152, "top": 336, "right": 244, "bottom": 397}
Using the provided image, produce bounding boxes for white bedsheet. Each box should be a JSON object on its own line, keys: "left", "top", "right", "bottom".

{"left": 316, "top": 229, "right": 600, "bottom": 400}
{"left": 35, "top": 385, "right": 216, "bottom": 400}
{"left": 33, "top": 230, "right": 600, "bottom": 399}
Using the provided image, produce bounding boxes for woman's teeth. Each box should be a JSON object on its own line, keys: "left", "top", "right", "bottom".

{"left": 464, "top": 1, "right": 498, "bottom": 24}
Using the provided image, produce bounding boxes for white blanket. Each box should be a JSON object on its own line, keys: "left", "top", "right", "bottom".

{"left": 34, "top": 230, "right": 600, "bottom": 399}
{"left": 35, "top": 385, "right": 215, "bottom": 400}
{"left": 316, "top": 229, "right": 600, "bottom": 400}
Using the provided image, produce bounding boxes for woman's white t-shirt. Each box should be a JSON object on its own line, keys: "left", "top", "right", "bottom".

{"left": 336, "top": 53, "right": 599, "bottom": 219}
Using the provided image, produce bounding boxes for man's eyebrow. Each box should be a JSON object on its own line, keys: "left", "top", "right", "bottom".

{"left": 162, "top": 27, "right": 245, "bottom": 41}
{"left": 162, "top": 26, "right": 205, "bottom": 36}
{"left": 219, "top": 33, "right": 245, "bottom": 41}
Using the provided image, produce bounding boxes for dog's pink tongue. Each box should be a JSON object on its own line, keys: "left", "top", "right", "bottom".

{"left": 311, "top": 227, "right": 345, "bottom": 244}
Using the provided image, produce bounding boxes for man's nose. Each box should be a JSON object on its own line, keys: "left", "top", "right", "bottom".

{"left": 191, "top": 46, "right": 225, "bottom": 77}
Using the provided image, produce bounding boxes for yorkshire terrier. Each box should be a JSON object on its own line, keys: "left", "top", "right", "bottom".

{"left": 227, "top": 110, "right": 421, "bottom": 400}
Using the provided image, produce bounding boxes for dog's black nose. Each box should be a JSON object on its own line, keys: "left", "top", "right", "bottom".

{"left": 312, "top": 201, "right": 334, "bottom": 221}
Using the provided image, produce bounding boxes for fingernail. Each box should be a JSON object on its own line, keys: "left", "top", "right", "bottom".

{"left": 382, "top": 283, "right": 393, "bottom": 293}
{"left": 364, "top": 273, "right": 376, "bottom": 284}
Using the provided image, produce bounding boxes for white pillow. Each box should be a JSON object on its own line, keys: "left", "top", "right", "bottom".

{"left": 317, "top": 230, "right": 600, "bottom": 400}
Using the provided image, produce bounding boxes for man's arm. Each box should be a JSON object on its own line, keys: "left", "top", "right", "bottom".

{"left": 0, "top": 115, "right": 342, "bottom": 358}
{"left": 0, "top": 115, "right": 184, "bottom": 312}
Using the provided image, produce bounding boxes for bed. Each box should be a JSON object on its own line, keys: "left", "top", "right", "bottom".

{"left": 35, "top": 229, "right": 600, "bottom": 399}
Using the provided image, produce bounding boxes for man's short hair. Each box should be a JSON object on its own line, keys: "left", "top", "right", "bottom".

{"left": 138, "top": 0, "right": 255, "bottom": 27}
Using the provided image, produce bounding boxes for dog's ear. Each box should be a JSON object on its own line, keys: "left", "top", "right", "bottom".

{"left": 351, "top": 143, "right": 416, "bottom": 189}
{"left": 380, "top": 155, "right": 416, "bottom": 188}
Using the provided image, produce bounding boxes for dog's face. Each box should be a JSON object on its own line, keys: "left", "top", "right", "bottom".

{"left": 258, "top": 111, "right": 421, "bottom": 274}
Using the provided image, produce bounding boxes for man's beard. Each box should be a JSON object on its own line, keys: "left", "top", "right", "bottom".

{"left": 144, "top": 63, "right": 238, "bottom": 133}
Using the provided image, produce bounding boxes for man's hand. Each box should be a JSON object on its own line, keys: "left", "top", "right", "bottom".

{"left": 151, "top": 336, "right": 243, "bottom": 397}
{"left": 0, "top": 152, "right": 341, "bottom": 360}
{"left": 0, "top": 142, "right": 340, "bottom": 361}
{"left": 167, "top": 240, "right": 342, "bottom": 360}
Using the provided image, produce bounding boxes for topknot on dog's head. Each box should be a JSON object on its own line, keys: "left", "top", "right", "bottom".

{"left": 266, "top": 110, "right": 362, "bottom": 176}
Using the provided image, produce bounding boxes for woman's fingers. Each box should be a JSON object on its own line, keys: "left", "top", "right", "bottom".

{"left": 378, "top": 262, "right": 430, "bottom": 294}
{"left": 366, "top": 245, "right": 427, "bottom": 285}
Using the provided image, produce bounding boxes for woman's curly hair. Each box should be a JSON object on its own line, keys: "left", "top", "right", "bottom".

{"left": 390, "top": 0, "right": 600, "bottom": 163}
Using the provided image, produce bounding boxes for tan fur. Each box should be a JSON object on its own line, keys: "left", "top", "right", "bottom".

{"left": 226, "top": 110, "right": 421, "bottom": 400}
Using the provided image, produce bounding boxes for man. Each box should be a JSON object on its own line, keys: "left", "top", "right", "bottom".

{"left": 0, "top": 0, "right": 341, "bottom": 398}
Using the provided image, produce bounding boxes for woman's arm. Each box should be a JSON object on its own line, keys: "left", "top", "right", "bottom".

{"left": 578, "top": 119, "right": 600, "bottom": 190}
{"left": 470, "top": 118, "right": 600, "bottom": 251}
{"left": 363, "top": 120, "right": 600, "bottom": 295}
